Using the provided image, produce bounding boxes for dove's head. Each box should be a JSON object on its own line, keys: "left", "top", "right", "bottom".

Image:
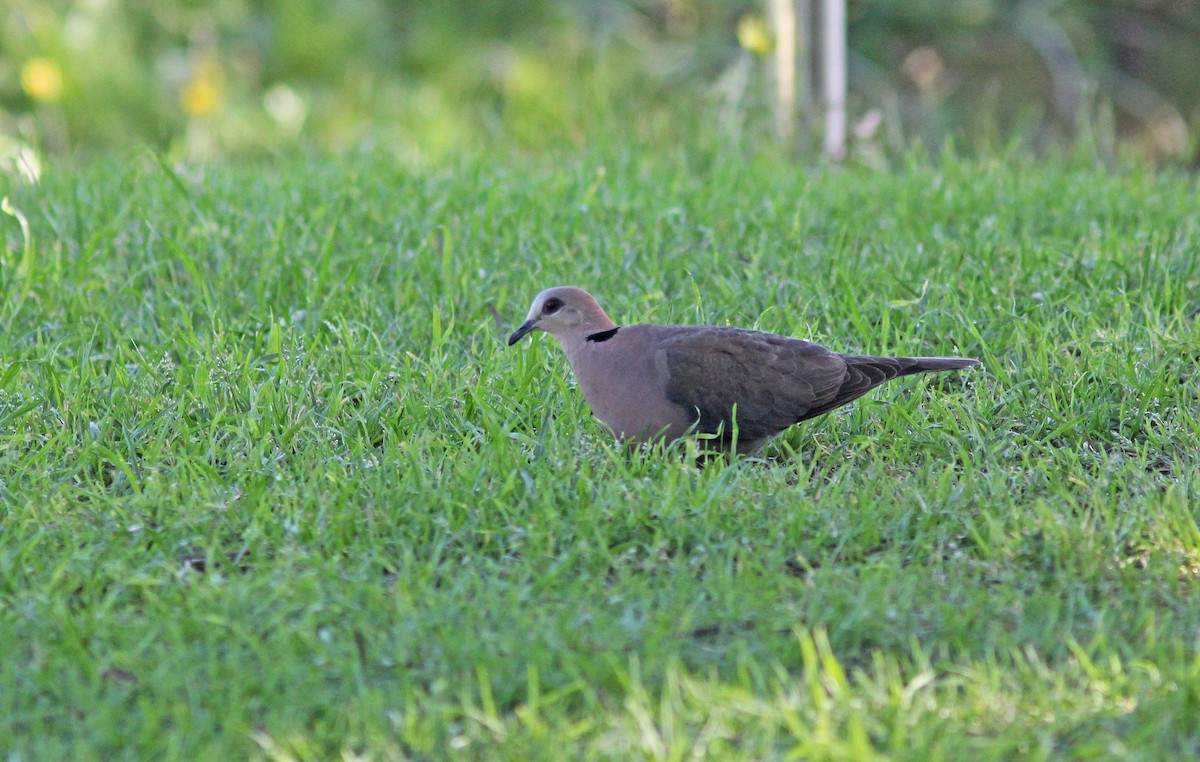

{"left": 507, "top": 286, "right": 616, "bottom": 346}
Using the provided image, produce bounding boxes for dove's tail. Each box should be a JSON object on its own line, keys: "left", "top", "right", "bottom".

{"left": 903, "top": 356, "right": 981, "bottom": 373}
{"left": 838, "top": 355, "right": 979, "bottom": 380}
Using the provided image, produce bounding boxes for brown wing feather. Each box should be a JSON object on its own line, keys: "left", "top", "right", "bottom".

{"left": 797, "top": 356, "right": 913, "bottom": 420}
{"left": 660, "top": 329, "right": 975, "bottom": 445}
{"left": 660, "top": 326, "right": 849, "bottom": 442}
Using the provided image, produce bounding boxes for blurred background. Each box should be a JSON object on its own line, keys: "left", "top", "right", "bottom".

{"left": 2, "top": 0, "right": 1198, "bottom": 167}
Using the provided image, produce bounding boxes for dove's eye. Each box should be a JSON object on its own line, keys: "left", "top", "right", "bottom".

{"left": 543, "top": 298, "right": 564, "bottom": 314}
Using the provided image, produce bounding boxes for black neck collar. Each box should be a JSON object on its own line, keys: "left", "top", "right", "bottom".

{"left": 586, "top": 327, "right": 620, "bottom": 343}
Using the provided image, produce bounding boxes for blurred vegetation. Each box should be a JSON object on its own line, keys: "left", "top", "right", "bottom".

{"left": 2, "top": 0, "right": 1199, "bottom": 165}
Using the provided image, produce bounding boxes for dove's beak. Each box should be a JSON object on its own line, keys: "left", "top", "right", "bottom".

{"left": 507, "top": 318, "right": 538, "bottom": 346}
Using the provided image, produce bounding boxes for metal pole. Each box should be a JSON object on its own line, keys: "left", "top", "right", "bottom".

{"left": 770, "top": 0, "right": 797, "bottom": 147}
{"left": 821, "top": 0, "right": 846, "bottom": 160}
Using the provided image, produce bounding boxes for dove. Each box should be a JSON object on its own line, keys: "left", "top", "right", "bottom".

{"left": 508, "top": 286, "right": 978, "bottom": 454}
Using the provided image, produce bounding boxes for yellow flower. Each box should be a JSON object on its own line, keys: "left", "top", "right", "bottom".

{"left": 737, "top": 14, "right": 774, "bottom": 57}
{"left": 21, "top": 57, "right": 64, "bottom": 103}
{"left": 181, "top": 57, "right": 224, "bottom": 116}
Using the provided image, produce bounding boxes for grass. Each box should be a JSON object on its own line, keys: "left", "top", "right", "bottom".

{"left": 0, "top": 145, "right": 1198, "bottom": 760}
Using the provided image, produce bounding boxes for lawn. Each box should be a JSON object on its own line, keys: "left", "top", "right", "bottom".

{"left": 1, "top": 147, "right": 1198, "bottom": 760}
